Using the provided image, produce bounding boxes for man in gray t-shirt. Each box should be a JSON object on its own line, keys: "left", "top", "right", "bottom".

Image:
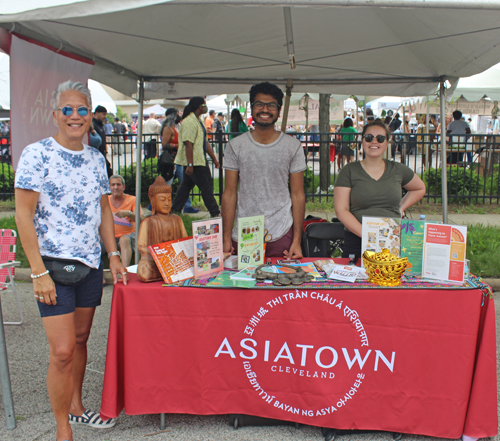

{"left": 222, "top": 82, "right": 307, "bottom": 258}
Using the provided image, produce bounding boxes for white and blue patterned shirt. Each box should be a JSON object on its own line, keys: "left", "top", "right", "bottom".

{"left": 15, "top": 137, "right": 110, "bottom": 268}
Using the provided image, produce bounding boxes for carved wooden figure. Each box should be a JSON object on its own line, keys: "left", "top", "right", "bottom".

{"left": 137, "top": 176, "right": 188, "bottom": 282}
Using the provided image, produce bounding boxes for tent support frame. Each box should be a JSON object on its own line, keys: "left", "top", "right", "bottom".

{"left": 134, "top": 78, "right": 145, "bottom": 264}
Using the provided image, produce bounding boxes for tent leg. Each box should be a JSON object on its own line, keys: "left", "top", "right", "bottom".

{"left": 440, "top": 82, "right": 448, "bottom": 224}
{"left": 134, "top": 79, "right": 145, "bottom": 264}
{"left": 281, "top": 79, "right": 293, "bottom": 133}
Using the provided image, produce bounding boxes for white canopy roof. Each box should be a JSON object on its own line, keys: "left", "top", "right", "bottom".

{"left": 3, "top": 1, "right": 500, "bottom": 100}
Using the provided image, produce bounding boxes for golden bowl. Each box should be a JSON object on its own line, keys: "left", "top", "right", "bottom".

{"left": 362, "top": 249, "right": 408, "bottom": 287}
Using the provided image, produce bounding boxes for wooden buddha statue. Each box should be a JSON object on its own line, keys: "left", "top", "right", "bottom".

{"left": 137, "top": 176, "right": 188, "bottom": 282}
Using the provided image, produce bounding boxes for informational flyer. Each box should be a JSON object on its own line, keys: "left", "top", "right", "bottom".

{"left": 422, "top": 224, "right": 467, "bottom": 284}
{"left": 193, "top": 217, "right": 223, "bottom": 278}
{"left": 361, "top": 217, "right": 401, "bottom": 264}
{"left": 149, "top": 236, "right": 194, "bottom": 284}
{"left": 237, "top": 215, "right": 265, "bottom": 270}
{"left": 400, "top": 219, "right": 438, "bottom": 276}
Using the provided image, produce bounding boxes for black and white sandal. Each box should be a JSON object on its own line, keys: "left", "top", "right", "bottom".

{"left": 68, "top": 409, "right": 116, "bottom": 429}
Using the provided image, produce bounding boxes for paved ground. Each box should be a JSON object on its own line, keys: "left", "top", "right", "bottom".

{"left": 0, "top": 281, "right": 499, "bottom": 441}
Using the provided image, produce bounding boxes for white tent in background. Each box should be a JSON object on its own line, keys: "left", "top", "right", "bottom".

{"left": 132, "top": 103, "right": 167, "bottom": 118}
{"left": 452, "top": 62, "right": 500, "bottom": 101}
{"left": 88, "top": 79, "right": 117, "bottom": 115}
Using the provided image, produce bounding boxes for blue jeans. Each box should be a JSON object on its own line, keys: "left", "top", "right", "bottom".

{"left": 167, "top": 165, "right": 192, "bottom": 208}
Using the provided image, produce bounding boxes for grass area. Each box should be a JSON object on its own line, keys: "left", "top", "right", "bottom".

{"left": 467, "top": 224, "right": 500, "bottom": 278}
{"left": 0, "top": 199, "right": 15, "bottom": 212}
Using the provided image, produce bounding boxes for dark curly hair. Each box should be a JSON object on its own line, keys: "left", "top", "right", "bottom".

{"left": 249, "top": 82, "right": 284, "bottom": 108}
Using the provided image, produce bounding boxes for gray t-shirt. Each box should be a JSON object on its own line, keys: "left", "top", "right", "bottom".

{"left": 334, "top": 160, "right": 414, "bottom": 224}
{"left": 447, "top": 119, "right": 469, "bottom": 134}
{"left": 223, "top": 132, "right": 307, "bottom": 242}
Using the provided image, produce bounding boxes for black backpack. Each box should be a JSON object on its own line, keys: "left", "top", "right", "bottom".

{"left": 157, "top": 149, "right": 175, "bottom": 182}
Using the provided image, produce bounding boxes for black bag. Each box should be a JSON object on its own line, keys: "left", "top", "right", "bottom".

{"left": 157, "top": 149, "right": 175, "bottom": 182}
{"left": 42, "top": 257, "right": 92, "bottom": 286}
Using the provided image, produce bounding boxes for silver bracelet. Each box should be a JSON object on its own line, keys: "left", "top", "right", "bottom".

{"left": 31, "top": 270, "right": 49, "bottom": 279}
{"left": 108, "top": 251, "right": 121, "bottom": 259}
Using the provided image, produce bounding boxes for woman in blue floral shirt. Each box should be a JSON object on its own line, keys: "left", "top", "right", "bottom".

{"left": 15, "top": 81, "right": 128, "bottom": 441}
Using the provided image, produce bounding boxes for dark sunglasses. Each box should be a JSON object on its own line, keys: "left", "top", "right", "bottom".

{"left": 56, "top": 106, "right": 91, "bottom": 117}
{"left": 363, "top": 134, "right": 387, "bottom": 143}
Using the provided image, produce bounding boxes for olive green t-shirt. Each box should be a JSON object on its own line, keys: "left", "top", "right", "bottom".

{"left": 334, "top": 160, "right": 414, "bottom": 223}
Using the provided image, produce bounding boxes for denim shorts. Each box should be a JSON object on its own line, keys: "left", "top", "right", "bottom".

{"left": 37, "top": 261, "right": 104, "bottom": 318}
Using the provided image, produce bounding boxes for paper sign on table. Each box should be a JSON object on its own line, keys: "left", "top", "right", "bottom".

{"left": 361, "top": 217, "right": 401, "bottom": 264}
{"left": 193, "top": 217, "right": 223, "bottom": 278}
{"left": 400, "top": 219, "right": 438, "bottom": 276}
{"left": 422, "top": 224, "right": 467, "bottom": 284}
{"left": 237, "top": 215, "right": 264, "bottom": 270}
{"left": 149, "top": 236, "right": 194, "bottom": 284}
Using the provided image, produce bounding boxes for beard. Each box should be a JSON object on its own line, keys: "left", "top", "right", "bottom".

{"left": 254, "top": 111, "right": 279, "bottom": 128}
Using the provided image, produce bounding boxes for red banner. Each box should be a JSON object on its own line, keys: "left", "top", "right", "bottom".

{"left": 101, "top": 275, "right": 497, "bottom": 439}
{"left": 9, "top": 35, "right": 93, "bottom": 169}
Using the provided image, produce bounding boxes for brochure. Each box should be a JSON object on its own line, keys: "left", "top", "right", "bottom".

{"left": 274, "top": 262, "right": 323, "bottom": 280}
{"left": 361, "top": 217, "right": 401, "bottom": 261}
{"left": 148, "top": 236, "right": 194, "bottom": 284}
{"left": 193, "top": 217, "right": 223, "bottom": 278}
{"left": 400, "top": 219, "right": 438, "bottom": 276}
{"left": 237, "top": 215, "right": 265, "bottom": 270}
{"left": 207, "top": 271, "right": 256, "bottom": 288}
{"left": 327, "top": 264, "right": 361, "bottom": 283}
{"left": 223, "top": 255, "right": 238, "bottom": 270}
{"left": 422, "top": 224, "right": 467, "bottom": 284}
{"left": 229, "top": 265, "right": 258, "bottom": 281}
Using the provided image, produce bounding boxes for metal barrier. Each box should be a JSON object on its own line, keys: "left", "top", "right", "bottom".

{"left": 2, "top": 132, "right": 499, "bottom": 204}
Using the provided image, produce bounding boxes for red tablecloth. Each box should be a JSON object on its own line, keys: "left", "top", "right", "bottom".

{"left": 101, "top": 273, "right": 497, "bottom": 438}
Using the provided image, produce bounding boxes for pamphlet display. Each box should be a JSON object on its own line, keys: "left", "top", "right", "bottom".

{"left": 361, "top": 217, "right": 401, "bottom": 262}
{"left": 193, "top": 218, "right": 223, "bottom": 278}
{"left": 148, "top": 237, "right": 194, "bottom": 284}
{"left": 422, "top": 224, "right": 468, "bottom": 284}
{"left": 400, "top": 219, "right": 438, "bottom": 276}
{"left": 237, "top": 215, "right": 265, "bottom": 270}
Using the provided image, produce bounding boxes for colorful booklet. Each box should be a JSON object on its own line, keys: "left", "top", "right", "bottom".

{"left": 148, "top": 236, "right": 194, "bottom": 284}
{"left": 400, "top": 219, "right": 438, "bottom": 276}
{"left": 193, "top": 217, "right": 223, "bottom": 278}
{"left": 237, "top": 215, "right": 265, "bottom": 269}
{"left": 229, "top": 265, "right": 258, "bottom": 281}
{"left": 422, "top": 224, "right": 468, "bottom": 284}
{"left": 207, "top": 271, "right": 256, "bottom": 288}
{"left": 361, "top": 217, "right": 401, "bottom": 264}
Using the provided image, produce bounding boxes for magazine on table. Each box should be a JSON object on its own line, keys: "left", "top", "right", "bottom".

{"left": 361, "top": 217, "right": 401, "bottom": 265}
{"left": 237, "top": 215, "right": 265, "bottom": 270}
{"left": 192, "top": 217, "right": 223, "bottom": 278}
{"left": 400, "top": 219, "right": 439, "bottom": 276}
{"left": 148, "top": 236, "right": 194, "bottom": 284}
{"left": 422, "top": 224, "right": 468, "bottom": 284}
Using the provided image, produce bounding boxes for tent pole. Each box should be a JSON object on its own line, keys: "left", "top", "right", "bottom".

{"left": 439, "top": 82, "right": 448, "bottom": 224}
{"left": 134, "top": 78, "right": 145, "bottom": 263}
{"left": 281, "top": 79, "right": 293, "bottom": 133}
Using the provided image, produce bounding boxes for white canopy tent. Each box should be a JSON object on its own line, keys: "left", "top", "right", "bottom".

{"left": 4, "top": 0, "right": 500, "bottom": 226}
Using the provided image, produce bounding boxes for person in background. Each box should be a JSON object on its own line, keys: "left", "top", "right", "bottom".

{"left": 338, "top": 117, "right": 357, "bottom": 169}
{"left": 14, "top": 80, "right": 127, "bottom": 441}
{"left": 227, "top": 108, "right": 249, "bottom": 140}
{"left": 334, "top": 119, "right": 426, "bottom": 260}
{"left": 108, "top": 174, "right": 144, "bottom": 268}
{"left": 160, "top": 108, "right": 199, "bottom": 214}
{"left": 171, "top": 97, "right": 220, "bottom": 217}
{"left": 204, "top": 109, "right": 216, "bottom": 141}
{"left": 143, "top": 112, "right": 161, "bottom": 159}
{"left": 92, "top": 105, "right": 107, "bottom": 158}
{"left": 446, "top": 110, "right": 470, "bottom": 164}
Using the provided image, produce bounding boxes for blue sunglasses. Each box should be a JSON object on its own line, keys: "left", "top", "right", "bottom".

{"left": 56, "top": 106, "right": 91, "bottom": 117}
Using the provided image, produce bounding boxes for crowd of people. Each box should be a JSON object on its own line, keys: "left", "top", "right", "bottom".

{"left": 24, "top": 78, "right": 497, "bottom": 441}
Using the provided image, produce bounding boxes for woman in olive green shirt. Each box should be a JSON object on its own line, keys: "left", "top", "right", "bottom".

{"left": 334, "top": 119, "right": 426, "bottom": 259}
